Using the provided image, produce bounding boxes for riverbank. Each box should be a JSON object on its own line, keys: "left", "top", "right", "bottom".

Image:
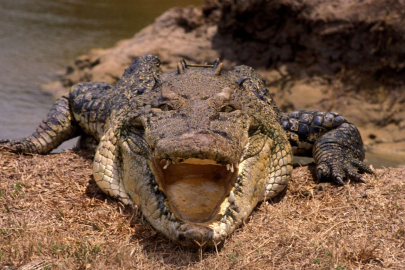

{"left": 42, "top": 0, "right": 405, "bottom": 168}
{"left": 1, "top": 149, "right": 404, "bottom": 269}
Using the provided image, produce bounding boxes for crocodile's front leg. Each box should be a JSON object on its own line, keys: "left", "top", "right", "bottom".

{"left": 0, "top": 82, "right": 113, "bottom": 154}
{"left": 281, "top": 110, "right": 374, "bottom": 184}
{"left": 0, "top": 96, "right": 80, "bottom": 154}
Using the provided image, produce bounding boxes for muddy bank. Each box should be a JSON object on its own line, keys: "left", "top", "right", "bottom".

{"left": 1, "top": 149, "right": 404, "bottom": 269}
{"left": 42, "top": 0, "right": 405, "bottom": 167}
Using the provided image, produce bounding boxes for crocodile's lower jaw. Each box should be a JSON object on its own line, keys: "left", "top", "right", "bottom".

{"left": 152, "top": 158, "right": 239, "bottom": 223}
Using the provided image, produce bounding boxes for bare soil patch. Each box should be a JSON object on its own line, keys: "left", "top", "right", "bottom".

{"left": 1, "top": 149, "right": 404, "bottom": 269}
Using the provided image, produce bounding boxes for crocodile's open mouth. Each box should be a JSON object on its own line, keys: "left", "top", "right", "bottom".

{"left": 152, "top": 158, "right": 239, "bottom": 223}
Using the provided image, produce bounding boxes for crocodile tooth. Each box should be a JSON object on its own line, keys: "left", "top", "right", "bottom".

{"left": 228, "top": 190, "right": 235, "bottom": 203}
{"left": 235, "top": 162, "right": 239, "bottom": 169}
{"left": 226, "top": 164, "right": 230, "bottom": 171}
{"left": 230, "top": 164, "right": 234, "bottom": 172}
{"left": 154, "top": 185, "right": 159, "bottom": 193}
{"left": 234, "top": 183, "right": 239, "bottom": 188}
{"left": 163, "top": 159, "right": 171, "bottom": 169}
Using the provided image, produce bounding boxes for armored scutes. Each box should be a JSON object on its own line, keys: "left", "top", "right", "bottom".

{"left": 0, "top": 54, "right": 373, "bottom": 247}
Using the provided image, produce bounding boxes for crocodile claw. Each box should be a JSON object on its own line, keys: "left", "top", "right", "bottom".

{"left": 358, "top": 177, "right": 367, "bottom": 183}
{"left": 335, "top": 176, "right": 345, "bottom": 185}
{"left": 317, "top": 169, "right": 323, "bottom": 183}
{"left": 352, "top": 159, "right": 375, "bottom": 175}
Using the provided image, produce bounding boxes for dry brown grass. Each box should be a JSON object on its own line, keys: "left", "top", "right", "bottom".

{"left": 1, "top": 149, "right": 404, "bottom": 269}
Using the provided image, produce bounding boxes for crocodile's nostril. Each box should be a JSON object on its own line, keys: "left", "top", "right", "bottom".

{"left": 193, "top": 130, "right": 210, "bottom": 135}
{"left": 212, "top": 130, "right": 229, "bottom": 139}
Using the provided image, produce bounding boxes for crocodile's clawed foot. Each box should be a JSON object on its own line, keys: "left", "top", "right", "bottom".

{"left": 316, "top": 155, "right": 374, "bottom": 185}
{"left": 0, "top": 139, "right": 27, "bottom": 153}
{"left": 0, "top": 139, "right": 14, "bottom": 150}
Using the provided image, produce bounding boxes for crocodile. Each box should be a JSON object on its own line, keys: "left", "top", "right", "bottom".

{"left": 0, "top": 54, "right": 373, "bottom": 247}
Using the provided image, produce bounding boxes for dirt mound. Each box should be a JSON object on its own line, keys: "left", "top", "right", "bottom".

{"left": 212, "top": 0, "right": 405, "bottom": 75}
{"left": 1, "top": 149, "right": 404, "bottom": 269}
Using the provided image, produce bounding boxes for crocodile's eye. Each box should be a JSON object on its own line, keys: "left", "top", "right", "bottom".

{"left": 158, "top": 103, "right": 175, "bottom": 111}
{"left": 220, "top": 104, "right": 237, "bottom": 113}
{"left": 127, "top": 117, "right": 145, "bottom": 135}
{"left": 248, "top": 118, "right": 261, "bottom": 136}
